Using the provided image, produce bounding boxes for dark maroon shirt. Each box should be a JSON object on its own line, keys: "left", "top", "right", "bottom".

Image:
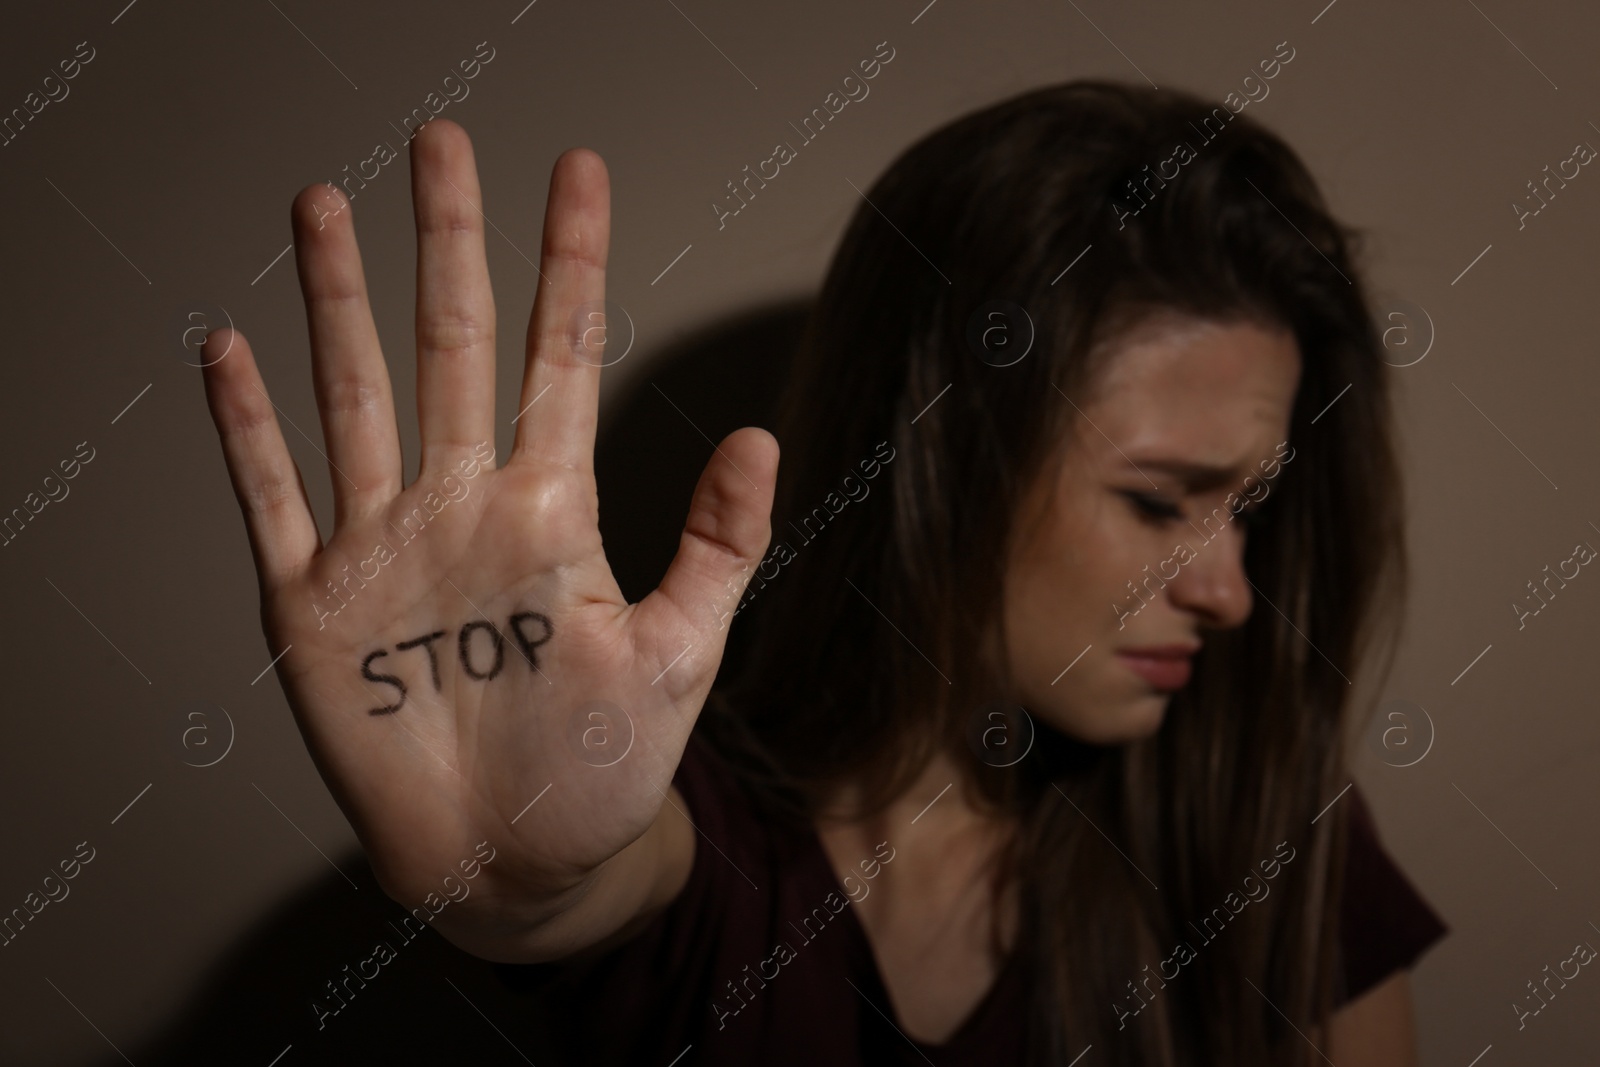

{"left": 494, "top": 731, "right": 1447, "bottom": 1065}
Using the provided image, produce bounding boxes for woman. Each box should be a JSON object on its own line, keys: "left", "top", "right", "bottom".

{"left": 199, "top": 79, "right": 1446, "bottom": 1065}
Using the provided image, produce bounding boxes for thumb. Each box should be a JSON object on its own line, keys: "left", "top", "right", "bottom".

{"left": 649, "top": 425, "right": 779, "bottom": 636}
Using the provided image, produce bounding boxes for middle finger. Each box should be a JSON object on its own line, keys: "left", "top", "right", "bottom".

{"left": 411, "top": 120, "right": 497, "bottom": 472}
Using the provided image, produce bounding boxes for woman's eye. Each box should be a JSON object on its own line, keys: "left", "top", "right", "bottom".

{"left": 1122, "top": 491, "right": 1183, "bottom": 522}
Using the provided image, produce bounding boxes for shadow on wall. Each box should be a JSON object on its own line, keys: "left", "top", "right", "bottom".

{"left": 108, "top": 300, "right": 810, "bottom": 1067}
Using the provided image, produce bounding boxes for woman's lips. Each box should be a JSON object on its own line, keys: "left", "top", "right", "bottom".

{"left": 1115, "top": 647, "right": 1197, "bottom": 691}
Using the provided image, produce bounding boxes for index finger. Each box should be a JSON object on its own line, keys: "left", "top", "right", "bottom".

{"left": 509, "top": 147, "right": 609, "bottom": 471}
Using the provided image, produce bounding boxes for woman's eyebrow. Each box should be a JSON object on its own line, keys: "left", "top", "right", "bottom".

{"left": 1118, "top": 456, "right": 1253, "bottom": 491}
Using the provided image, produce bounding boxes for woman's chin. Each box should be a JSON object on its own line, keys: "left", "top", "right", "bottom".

{"left": 1035, "top": 694, "right": 1170, "bottom": 747}
{"left": 1109, "top": 698, "right": 1169, "bottom": 743}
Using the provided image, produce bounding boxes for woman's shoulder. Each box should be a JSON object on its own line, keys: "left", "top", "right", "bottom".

{"left": 1334, "top": 783, "right": 1449, "bottom": 1005}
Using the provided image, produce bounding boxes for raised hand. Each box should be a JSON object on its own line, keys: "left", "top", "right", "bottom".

{"left": 200, "top": 119, "right": 777, "bottom": 959}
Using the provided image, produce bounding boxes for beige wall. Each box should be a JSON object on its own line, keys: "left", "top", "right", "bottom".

{"left": 1, "top": 0, "right": 1596, "bottom": 1061}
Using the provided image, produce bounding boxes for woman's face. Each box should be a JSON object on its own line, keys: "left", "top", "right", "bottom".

{"left": 1001, "top": 313, "right": 1301, "bottom": 745}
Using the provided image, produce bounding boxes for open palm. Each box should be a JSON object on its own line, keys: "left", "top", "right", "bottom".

{"left": 200, "top": 120, "right": 776, "bottom": 953}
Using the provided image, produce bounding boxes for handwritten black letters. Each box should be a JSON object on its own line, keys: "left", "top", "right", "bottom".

{"left": 360, "top": 612, "right": 553, "bottom": 715}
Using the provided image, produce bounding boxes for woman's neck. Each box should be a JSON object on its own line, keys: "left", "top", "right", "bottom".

{"left": 815, "top": 746, "right": 1020, "bottom": 948}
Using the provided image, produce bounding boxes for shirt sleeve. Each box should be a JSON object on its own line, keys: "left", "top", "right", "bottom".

{"left": 1335, "top": 784, "right": 1449, "bottom": 1006}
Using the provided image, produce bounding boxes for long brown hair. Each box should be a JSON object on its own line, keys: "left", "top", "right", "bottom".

{"left": 699, "top": 79, "right": 1406, "bottom": 1065}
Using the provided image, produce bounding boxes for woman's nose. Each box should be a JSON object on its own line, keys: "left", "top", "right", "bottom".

{"left": 1166, "top": 523, "right": 1254, "bottom": 629}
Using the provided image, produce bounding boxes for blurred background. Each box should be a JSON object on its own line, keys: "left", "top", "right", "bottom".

{"left": 0, "top": 0, "right": 1597, "bottom": 1062}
